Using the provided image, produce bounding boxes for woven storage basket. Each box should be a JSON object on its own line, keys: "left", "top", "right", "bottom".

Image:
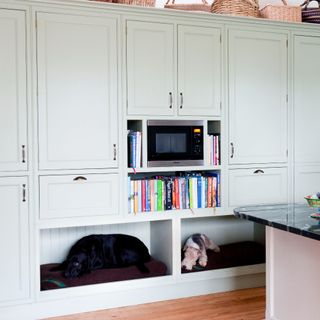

{"left": 211, "top": 0, "right": 260, "bottom": 17}
{"left": 115, "top": 0, "right": 155, "bottom": 6}
{"left": 301, "top": 0, "right": 320, "bottom": 23}
{"left": 260, "top": 0, "right": 301, "bottom": 22}
{"left": 164, "top": 0, "right": 211, "bottom": 12}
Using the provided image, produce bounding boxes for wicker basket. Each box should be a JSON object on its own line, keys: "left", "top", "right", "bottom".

{"left": 211, "top": 0, "right": 260, "bottom": 17}
{"left": 260, "top": 0, "right": 301, "bottom": 22}
{"left": 115, "top": 0, "right": 155, "bottom": 6}
{"left": 301, "top": 0, "right": 320, "bottom": 23}
{"left": 164, "top": 0, "right": 211, "bottom": 12}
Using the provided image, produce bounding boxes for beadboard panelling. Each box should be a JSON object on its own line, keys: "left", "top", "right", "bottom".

{"left": 40, "top": 223, "right": 151, "bottom": 264}
{"left": 180, "top": 216, "right": 254, "bottom": 248}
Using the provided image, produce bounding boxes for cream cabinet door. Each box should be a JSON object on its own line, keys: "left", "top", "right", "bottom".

{"left": 126, "top": 20, "right": 174, "bottom": 116}
{"left": 0, "top": 9, "right": 28, "bottom": 171}
{"left": 229, "top": 167, "right": 288, "bottom": 207}
{"left": 177, "top": 25, "right": 221, "bottom": 116}
{"left": 0, "top": 177, "right": 29, "bottom": 303}
{"left": 294, "top": 165, "right": 320, "bottom": 203}
{"left": 37, "top": 12, "right": 118, "bottom": 170}
{"left": 39, "top": 174, "right": 119, "bottom": 219}
{"left": 228, "top": 29, "right": 288, "bottom": 165}
{"left": 294, "top": 36, "right": 320, "bottom": 164}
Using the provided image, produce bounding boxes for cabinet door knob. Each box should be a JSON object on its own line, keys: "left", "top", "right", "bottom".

{"left": 169, "top": 92, "right": 173, "bottom": 109}
{"left": 230, "top": 142, "right": 234, "bottom": 158}
{"left": 73, "top": 176, "right": 87, "bottom": 181}
{"left": 180, "top": 92, "right": 183, "bottom": 109}
{"left": 253, "top": 169, "right": 265, "bottom": 174}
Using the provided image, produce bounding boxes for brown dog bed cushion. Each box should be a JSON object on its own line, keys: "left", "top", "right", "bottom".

{"left": 181, "top": 241, "right": 265, "bottom": 273}
{"left": 41, "top": 257, "right": 167, "bottom": 290}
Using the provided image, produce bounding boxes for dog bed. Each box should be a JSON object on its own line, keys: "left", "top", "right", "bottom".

{"left": 181, "top": 241, "right": 265, "bottom": 273}
{"left": 41, "top": 257, "right": 167, "bottom": 290}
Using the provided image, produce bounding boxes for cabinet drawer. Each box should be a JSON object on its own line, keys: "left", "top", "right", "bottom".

{"left": 229, "top": 167, "right": 288, "bottom": 207}
{"left": 39, "top": 174, "right": 119, "bottom": 219}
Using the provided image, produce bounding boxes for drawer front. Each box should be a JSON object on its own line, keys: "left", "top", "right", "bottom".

{"left": 229, "top": 167, "right": 288, "bottom": 207}
{"left": 40, "top": 174, "right": 119, "bottom": 219}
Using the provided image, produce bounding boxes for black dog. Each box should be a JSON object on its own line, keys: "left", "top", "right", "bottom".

{"left": 54, "top": 234, "right": 151, "bottom": 278}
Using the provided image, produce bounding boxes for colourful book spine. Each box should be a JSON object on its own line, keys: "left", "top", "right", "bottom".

{"left": 141, "top": 180, "right": 146, "bottom": 212}
{"left": 134, "top": 180, "right": 138, "bottom": 213}
{"left": 189, "top": 178, "right": 193, "bottom": 209}
{"left": 150, "top": 179, "right": 155, "bottom": 212}
{"left": 207, "top": 177, "right": 212, "bottom": 208}
{"left": 157, "top": 179, "right": 162, "bottom": 211}
{"left": 137, "top": 180, "right": 142, "bottom": 212}
{"left": 146, "top": 180, "right": 151, "bottom": 212}
{"left": 165, "top": 178, "right": 173, "bottom": 210}
{"left": 128, "top": 176, "right": 131, "bottom": 213}
{"left": 197, "top": 176, "right": 202, "bottom": 209}
{"left": 174, "top": 178, "right": 180, "bottom": 209}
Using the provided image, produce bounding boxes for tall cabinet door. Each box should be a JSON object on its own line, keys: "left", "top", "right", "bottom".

{"left": 37, "top": 12, "right": 118, "bottom": 170}
{"left": 0, "top": 177, "right": 29, "bottom": 303}
{"left": 228, "top": 29, "right": 288, "bottom": 165}
{"left": 126, "top": 21, "right": 174, "bottom": 116}
{"left": 177, "top": 25, "right": 221, "bottom": 116}
{"left": 294, "top": 36, "right": 320, "bottom": 164}
{"left": 0, "top": 9, "right": 28, "bottom": 171}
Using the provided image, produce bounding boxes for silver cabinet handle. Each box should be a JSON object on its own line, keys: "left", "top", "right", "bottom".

{"left": 179, "top": 92, "right": 183, "bottom": 109}
{"left": 22, "top": 145, "right": 26, "bottom": 163}
{"left": 169, "top": 92, "right": 173, "bottom": 109}
{"left": 73, "top": 176, "right": 87, "bottom": 181}
{"left": 22, "top": 184, "right": 26, "bottom": 202}
{"left": 253, "top": 169, "right": 265, "bottom": 174}
{"left": 113, "top": 144, "right": 117, "bottom": 161}
{"left": 230, "top": 142, "right": 234, "bottom": 158}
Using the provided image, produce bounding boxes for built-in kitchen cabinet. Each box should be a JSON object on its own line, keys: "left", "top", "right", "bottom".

{"left": 0, "top": 177, "right": 29, "bottom": 304}
{"left": 228, "top": 167, "right": 288, "bottom": 207}
{"left": 126, "top": 21, "right": 221, "bottom": 117}
{"left": 294, "top": 165, "right": 320, "bottom": 202}
{"left": 228, "top": 29, "right": 288, "bottom": 165}
{"left": 293, "top": 35, "right": 320, "bottom": 164}
{"left": 177, "top": 25, "right": 221, "bottom": 116}
{"left": 37, "top": 12, "right": 118, "bottom": 170}
{"left": 39, "top": 173, "right": 119, "bottom": 220}
{"left": 0, "top": 9, "right": 28, "bottom": 172}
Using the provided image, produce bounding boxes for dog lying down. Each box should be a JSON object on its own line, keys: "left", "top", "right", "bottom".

{"left": 181, "top": 233, "right": 220, "bottom": 271}
{"left": 52, "top": 234, "right": 151, "bottom": 278}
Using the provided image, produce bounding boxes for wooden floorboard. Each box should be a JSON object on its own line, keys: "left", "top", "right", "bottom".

{"left": 47, "top": 287, "right": 266, "bottom": 320}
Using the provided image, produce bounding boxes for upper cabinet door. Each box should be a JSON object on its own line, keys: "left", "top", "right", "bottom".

{"left": 0, "top": 9, "right": 28, "bottom": 172}
{"left": 294, "top": 36, "right": 320, "bottom": 164}
{"left": 228, "top": 29, "right": 288, "bottom": 165}
{"left": 177, "top": 25, "right": 221, "bottom": 116}
{"left": 126, "top": 21, "right": 174, "bottom": 116}
{"left": 37, "top": 12, "right": 118, "bottom": 170}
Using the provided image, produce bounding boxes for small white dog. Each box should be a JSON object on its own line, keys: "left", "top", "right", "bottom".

{"left": 181, "top": 233, "right": 220, "bottom": 271}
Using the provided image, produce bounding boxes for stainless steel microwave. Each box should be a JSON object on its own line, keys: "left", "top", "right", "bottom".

{"left": 147, "top": 120, "right": 204, "bottom": 167}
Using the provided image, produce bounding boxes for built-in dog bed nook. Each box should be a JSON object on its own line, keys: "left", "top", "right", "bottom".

{"left": 41, "top": 257, "right": 167, "bottom": 290}
{"left": 181, "top": 241, "right": 265, "bottom": 273}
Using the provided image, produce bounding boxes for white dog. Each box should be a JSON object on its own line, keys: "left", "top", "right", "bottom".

{"left": 181, "top": 233, "right": 220, "bottom": 271}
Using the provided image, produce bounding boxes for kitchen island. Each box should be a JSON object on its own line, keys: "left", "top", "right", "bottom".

{"left": 234, "top": 204, "right": 320, "bottom": 320}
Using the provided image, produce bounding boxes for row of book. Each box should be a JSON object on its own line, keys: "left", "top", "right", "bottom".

{"left": 207, "top": 134, "right": 220, "bottom": 166}
{"left": 128, "top": 172, "right": 220, "bottom": 214}
{"left": 128, "top": 130, "right": 142, "bottom": 168}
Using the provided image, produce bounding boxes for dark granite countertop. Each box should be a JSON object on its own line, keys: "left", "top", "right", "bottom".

{"left": 234, "top": 203, "right": 320, "bottom": 241}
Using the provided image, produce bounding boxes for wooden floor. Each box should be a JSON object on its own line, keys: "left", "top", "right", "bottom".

{"left": 47, "top": 287, "right": 266, "bottom": 320}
